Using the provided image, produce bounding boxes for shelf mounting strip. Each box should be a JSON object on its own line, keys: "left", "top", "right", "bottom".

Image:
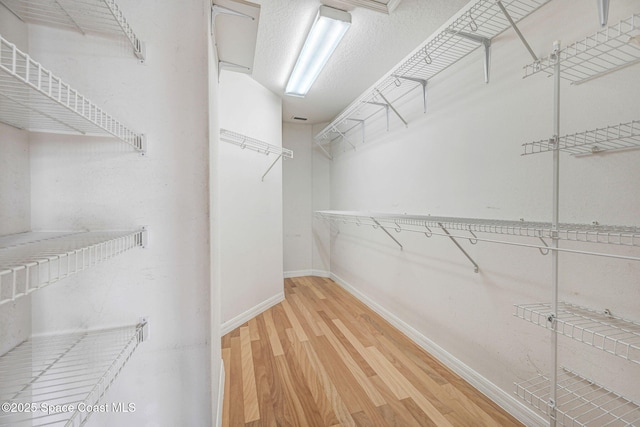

{"left": 314, "top": 0, "right": 548, "bottom": 151}
{"left": 220, "top": 128, "right": 293, "bottom": 181}
{"left": 0, "top": 0, "right": 146, "bottom": 60}
{"left": 0, "top": 36, "right": 146, "bottom": 152}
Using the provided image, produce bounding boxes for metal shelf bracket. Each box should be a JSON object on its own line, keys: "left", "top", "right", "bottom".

{"left": 365, "top": 101, "right": 390, "bottom": 131}
{"left": 375, "top": 89, "right": 408, "bottom": 127}
{"left": 438, "top": 222, "right": 479, "bottom": 273}
{"left": 446, "top": 30, "right": 491, "bottom": 83}
{"left": 333, "top": 127, "right": 357, "bottom": 150}
{"left": 495, "top": 0, "right": 538, "bottom": 62}
{"left": 392, "top": 75, "right": 428, "bottom": 113}
{"left": 314, "top": 139, "right": 333, "bottom": 160}
{"left": 371, "top": 218, "right": 403, "bottom": 250}
{"left": 262, "top": 154, "right": 283, "bottom": 181}
{"left": 346, "top": 118, "right": 366, "bottom": 143}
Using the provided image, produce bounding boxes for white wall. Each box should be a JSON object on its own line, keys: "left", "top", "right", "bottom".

{"left": 319, "top": 0, "right": 640, "bottom": 421}
{"left": 0, "top": 8, "right": 31, "bottom": 357}
{"left": 218, "top": 71, "right": 283, "bottom": 328}
{"left": 283, "top": 123, "right": 312, "bottom": 275}
{"left": 6, "top": 1, "right": 214, "bottom": 425}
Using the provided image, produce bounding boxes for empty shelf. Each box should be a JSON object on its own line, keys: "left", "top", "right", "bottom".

{"left": 316, "top": 211, "right": 640, "bottom": 247}
{"left": 220, "top": 128, "right": 293, "bottom": 158}
{"left": 522, "top": 120, "right": 640, "bottom": 155}
{"left": 515, "top": 368, "right": 640, "bottom": 426}
{"left": 0, "top": 321, "right": 147, "bottom": 427}
{"left": 315, "top": 0, "right": 549, "bottom": 143}
{"left": 0, "top": 229, "right": 146, "bottom": 306}
{"left": 0, "top": 0, "right": 145, "bottom": 60}
{"left": 0, "top": 36, "right": 146, "bottom": 152}
{"left": 515, "top": 302, "right": 640, "bottom": 364}
{"left": 524, "top": 14, "right": 640, "bottom": 84}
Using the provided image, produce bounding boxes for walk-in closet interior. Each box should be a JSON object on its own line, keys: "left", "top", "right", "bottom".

{"left": 1, "top": 0, "right": 638, "bottom": 426}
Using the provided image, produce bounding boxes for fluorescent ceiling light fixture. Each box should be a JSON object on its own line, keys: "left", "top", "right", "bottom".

{"left": 285, "top": 5, "right": 351, "bottom": 97}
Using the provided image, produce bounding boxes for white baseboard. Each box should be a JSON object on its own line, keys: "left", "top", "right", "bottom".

{"left": 284, "top": 269, "right": 331, "bottom": 278}
{"left": 215, "top": 360, "right": 225, "bottom": 427}
{"left": 220, "top": 292, "right": 284, "bottom": 335}
{"left": 329, "top": 272, "right": 547, "bottom": 427}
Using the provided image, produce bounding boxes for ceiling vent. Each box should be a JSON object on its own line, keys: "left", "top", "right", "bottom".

{"left": 292, "top": 116, "right": 308, "bottom": 121}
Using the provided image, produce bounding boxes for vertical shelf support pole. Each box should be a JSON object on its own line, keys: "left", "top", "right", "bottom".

{"left": 597, "top": 0, "right": 610, "bottom": 26}
{"left": 438, "top": 223, "right": 479, "bottom": 273}
{"left": 392, "top": 75, "right": 428, "bottom": 113}
{"left": 371, "top": 218, "right": 403, "bottom": 250}
{"left": 549, "top": 40, "right": 562, "bottom": 427}
{"left": 375, "top": 89, "right": 408, "bottom": 127}
{"left": 496, "top": 1, "right": 538, "bottom": 61}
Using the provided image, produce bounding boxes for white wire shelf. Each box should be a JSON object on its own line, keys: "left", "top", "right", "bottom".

{"left": 522, "top": 120, "right": 640, "bottom": 156}
{"left": 0, "top": 36, "right": 146, "bottom": 152}
{"left": 515, "top": 367, "right": 640, "bottom": 426}
{"left": 0, "top": 229, "right": 146, "bottom": 306}
{"left": 315, "top": 0, "right": 549, "bottom": 144}
{"left": 515, "top": 302, "right": 640, "bottom": 364}
{"left": 315, "top": 211, "right": 640, "bottom": 248}
{"left": 524, "top": 14, "right": 640, "bottom": 84}
{"left": 220, "top": 129, "right": 293, "bottom": 158}
{"left": 0, "top": 321, "right": 148, "bottom": 427}
{"left": 0, "top": 0, "right": 145, "bottom": 60}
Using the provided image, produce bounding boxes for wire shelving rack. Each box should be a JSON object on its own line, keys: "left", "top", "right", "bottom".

{"left": 0, "top": 229, "right": 146, "bottom": 306}
{"left": 0, "top": 0, "right": 145, "bottom": 60}
{"left": 515, "top": 302, "right": 640, "bottom": 365}
{"left": 515, "top": 368, "right": 640, "bottom": 426}
{"left": 524, "top": 14, "right": 640, "bottom": 84}
{"left": 0, "top": 36, "right": 146, "bottom": 152}
{"left": 522, "top": 120, "right": 640, "bottom": 156}
{"left": 314, "top": 0, "right": 549, "bottom": 150}
{"left": 0, "top": 321, "right": 148, "bottom": 427}
{"left": 315, "top": 211, "right": 640, "bottom": 249}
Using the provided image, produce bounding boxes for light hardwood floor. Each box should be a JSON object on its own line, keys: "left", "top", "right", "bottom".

{"left": 221, "top": 276, "right": 523, "bottom": 426}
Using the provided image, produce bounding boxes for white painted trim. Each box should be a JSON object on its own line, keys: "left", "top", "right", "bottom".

{"left": 284, "top": 269, "right": 331, "bottom": 278}
{"left": 215, "top": 360, "right": 225, "bottom": 427}
{"left": 329, "top": 272, "right": 547, "bottom": 427}
{"left": 220, "top": 292, "right": 284, "bottom": 335}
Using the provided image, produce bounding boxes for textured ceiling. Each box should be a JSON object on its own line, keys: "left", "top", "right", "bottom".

{"left": 248, "top": 0, "right": 469, "bottom": 124}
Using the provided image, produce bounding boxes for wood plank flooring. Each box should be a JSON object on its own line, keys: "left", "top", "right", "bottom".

{"left": 221, "top": 276, "right": 522, "bottom": 427}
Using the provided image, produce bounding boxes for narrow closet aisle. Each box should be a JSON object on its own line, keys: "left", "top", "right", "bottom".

{"left": 221, "top": 277, "right": 522, "bottom": 426}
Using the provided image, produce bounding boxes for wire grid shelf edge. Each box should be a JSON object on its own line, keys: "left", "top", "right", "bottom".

{"left": 314, "top": 0, "right": 550, "bottom": 143}
{"left": 0, "top": 0, "right": 145, "bottom": 60}
{"left": 515, "top": 367, "right": 640, "bottom": 426}
{"left": 0, "top": 321, "right": 148, "bottom": 427}
{"left": 0, "top": 35, "right": 145, "bottom": 151}
{"left": 514, "top": 302, "right": 640, "bottom": 364}
{"left": 0, "top": 229, "right": 146, "bottom": 306}
{"left": 220, "top": 128, "right": 293, "bottom": 158}
{"left": 522, "top": 119, "right": 640, "bottom": 156}
{"left": 523, "top": 13, "right": 640, "bottom": 83}
{"left": 315, "top": 211, "right": 640, "bottom": 247}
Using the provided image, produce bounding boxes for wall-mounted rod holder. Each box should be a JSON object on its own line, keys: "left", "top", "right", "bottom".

{"left": 446, "top": 30, "right": 491, "bottom": 83}
{"left": 496, "top": 0, "right": 538, "bottom": 62}
{"left": 438, "top": 223, "right": 479, "bottom": 273}
{"left": 371, "top": 218, "right": 403, "bottom": 250}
